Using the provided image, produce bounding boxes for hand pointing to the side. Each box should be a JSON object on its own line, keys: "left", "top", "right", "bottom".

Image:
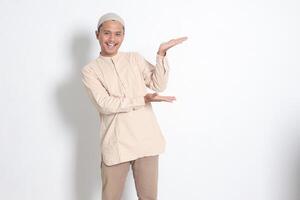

{"left": 157, "top": 36, "right": 188, "bottom": 56}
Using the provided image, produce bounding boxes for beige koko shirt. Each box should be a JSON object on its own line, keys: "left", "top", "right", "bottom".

{"left": 81, "top": 52, "right": 169, "bottom": 166}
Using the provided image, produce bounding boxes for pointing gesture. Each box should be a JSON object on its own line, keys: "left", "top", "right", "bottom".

{"left": 157, "top": 36, "right": 188, "bottom": 56}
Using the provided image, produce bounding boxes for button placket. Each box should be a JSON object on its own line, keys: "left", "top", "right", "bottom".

{"left": 111, "top": 58, "right": 127, "bottom": 98}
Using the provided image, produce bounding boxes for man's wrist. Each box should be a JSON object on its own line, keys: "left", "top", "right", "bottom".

{"left": 157, "top": 50, "right": 166, "bottom": 56}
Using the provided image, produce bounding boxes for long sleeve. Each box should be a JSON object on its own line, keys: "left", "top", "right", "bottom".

{"left": 135, "top": 53, "right": 169, "bottom": 92}
{"left": 81, "top": 66, "right": 145, "bottom": 115}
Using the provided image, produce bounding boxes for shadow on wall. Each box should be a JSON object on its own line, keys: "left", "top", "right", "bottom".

{"left": 289, "top": 128, "right": 300, "bottom": 200}
{"left": 293, "top": 136, "right": 300, "bottom": 200}
{"left": 55, "top": 31, "right": 101, "bottom": 200}
{"left": 276, "top": 115, "right": 300, "bottom": 200}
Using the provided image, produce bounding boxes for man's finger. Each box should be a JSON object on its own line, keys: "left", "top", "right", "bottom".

{"left": 175, "top": 36, "right": 188, "bottom": 42}
{"left": 157, "top": 96, "right": 176, "bottom": 102}
{"left": 169, "top": 37, "right": 188, "bottom": 45}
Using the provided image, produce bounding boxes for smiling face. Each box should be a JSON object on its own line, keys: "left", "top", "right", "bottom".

{"left": 96, "top": 20, "right": 125, "bottom": 57}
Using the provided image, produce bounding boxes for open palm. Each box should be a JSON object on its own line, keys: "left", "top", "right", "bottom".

{"left": 144, "top": 93, "right": 176, "bottom": 103}
{"left": 158, "top": 37, "right": 188, "bottom": 56}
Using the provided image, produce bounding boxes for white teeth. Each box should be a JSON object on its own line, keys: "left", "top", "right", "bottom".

{"left": 107, "top": 43, "right": 115, "bottom": 48}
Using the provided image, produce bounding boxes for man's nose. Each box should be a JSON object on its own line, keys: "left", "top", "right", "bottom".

{"left": 108, "top": 34, "right": 115, "bottom": 41}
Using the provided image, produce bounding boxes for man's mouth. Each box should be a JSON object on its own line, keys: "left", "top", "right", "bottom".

{"left": 106, "top": 42, "right": 117, "bottom": 49}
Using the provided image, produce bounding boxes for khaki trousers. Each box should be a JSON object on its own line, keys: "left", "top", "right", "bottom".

{"left": 101, "top": 155, "right": 159, "bottom": 200}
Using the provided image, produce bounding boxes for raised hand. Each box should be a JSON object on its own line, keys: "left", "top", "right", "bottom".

{"left": 144, "top": 93, "right": 176, "bottom": 104}
{"left": 157, "top": 36, "right": 188, "bottom": 56}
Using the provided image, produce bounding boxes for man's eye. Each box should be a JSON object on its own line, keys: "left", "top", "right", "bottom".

{"left": 116, "top": 33, "right": 122, "bottom": 36}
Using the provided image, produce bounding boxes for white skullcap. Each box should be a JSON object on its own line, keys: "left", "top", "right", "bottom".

{"left": 97, "top": 12, "right": 125, "bottom": 30}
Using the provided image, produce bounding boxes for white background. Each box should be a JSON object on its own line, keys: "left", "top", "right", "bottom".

{"left": 1, "top": 0, "right": 300, "bottom": 199}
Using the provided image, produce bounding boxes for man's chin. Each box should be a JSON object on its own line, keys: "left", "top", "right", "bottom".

{"left": 102, "top": 50, "right": 118, "bottom": 56}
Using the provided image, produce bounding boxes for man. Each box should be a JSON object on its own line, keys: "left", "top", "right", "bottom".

{"left": 81, "top": 12, "right": 187, "bottom": 200}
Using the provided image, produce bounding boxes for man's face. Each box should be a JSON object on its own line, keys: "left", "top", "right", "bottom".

{"left": 96, "top": 20, "right": 124, "bottom": 57}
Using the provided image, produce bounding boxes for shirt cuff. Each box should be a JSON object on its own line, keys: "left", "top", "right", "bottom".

{"left": 156, "top": 54, "right": 169, "bottom": 72}
{"left": 123, "top": 96, "right": 145, "bottom": 111}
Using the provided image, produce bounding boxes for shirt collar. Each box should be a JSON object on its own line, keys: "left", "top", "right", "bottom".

{"left": 98, "top": 51, "right": 121, "bottom": 61}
